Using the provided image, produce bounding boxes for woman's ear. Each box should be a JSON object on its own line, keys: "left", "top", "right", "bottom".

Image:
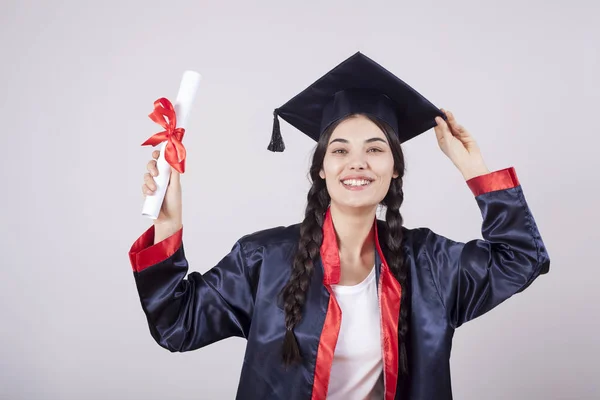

{"left": 392, "top": 170, "right": 399, "bottom": 179}
{"left": 319, "top": 169, "right": 325, "bottom": 180}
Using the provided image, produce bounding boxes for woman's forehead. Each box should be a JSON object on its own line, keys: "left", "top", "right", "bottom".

{"left": 330, "top": 116, "right": 385, "bottom": 141}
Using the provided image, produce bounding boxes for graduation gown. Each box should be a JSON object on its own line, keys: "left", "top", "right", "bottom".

{"left": 128, "top": 167, "right": 550, "bottom": 400}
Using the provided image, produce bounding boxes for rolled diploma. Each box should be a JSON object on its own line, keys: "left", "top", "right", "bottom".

{"left": 142, "top": 70, "right": 202, "bottom": 219}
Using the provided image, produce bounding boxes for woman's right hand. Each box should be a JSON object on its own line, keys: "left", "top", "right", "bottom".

{"left": 143, "top": 150, "right": 183, "bottom": 242}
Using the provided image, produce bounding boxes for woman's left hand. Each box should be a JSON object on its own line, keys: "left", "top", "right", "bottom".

{"left": 434, "top": 109, "right": 490, "bottom": 180}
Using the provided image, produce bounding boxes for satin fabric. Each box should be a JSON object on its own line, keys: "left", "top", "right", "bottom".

{"left": 312, "top": 209, "right": 400, "bottom": 400}
{"left": 129, "top": 168, "right": 550, "bottom": 399}
{"left": 141, "top": 97, "right": 187, "bottom": 174}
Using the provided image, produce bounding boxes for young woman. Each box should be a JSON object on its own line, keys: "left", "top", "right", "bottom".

{"left": 129, "top": 52, "right": 550, "bottom": 400}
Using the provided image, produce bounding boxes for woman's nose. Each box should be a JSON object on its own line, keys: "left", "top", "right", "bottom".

{"left": 348, "top": 156, "right": 367, "bottom": 169}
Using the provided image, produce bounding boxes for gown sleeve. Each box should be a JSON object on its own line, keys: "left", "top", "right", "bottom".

{"left": 128, "top": 225, "right": 258, "bottom": 352}
{"left": 421, "top": 167, "right": 550, "bottom": 328}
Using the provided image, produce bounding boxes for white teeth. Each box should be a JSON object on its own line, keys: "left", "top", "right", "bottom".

{"left": 342, "top": 179, "right": 372, "bottom": 186}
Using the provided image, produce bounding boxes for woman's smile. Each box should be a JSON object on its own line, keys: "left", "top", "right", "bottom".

{"left": 341, "top": 179, "right": 375, "bottom": 191}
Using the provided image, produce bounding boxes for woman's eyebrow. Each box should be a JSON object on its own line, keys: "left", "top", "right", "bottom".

{"left": 329, "top": 137, "right": 388, "bottom": 145}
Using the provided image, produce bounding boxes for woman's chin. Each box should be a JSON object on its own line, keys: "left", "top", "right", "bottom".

{"left": 330, "top": 197, "right": 381, "bottom": 212}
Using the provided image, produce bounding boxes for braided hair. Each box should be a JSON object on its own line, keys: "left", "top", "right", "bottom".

{"left": 279, "top": 113, "right": 409, "bottom": 377}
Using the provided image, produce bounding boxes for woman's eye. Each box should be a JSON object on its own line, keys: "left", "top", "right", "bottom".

{"left": 332, "top": 148, "right": 383, "bottom": 154}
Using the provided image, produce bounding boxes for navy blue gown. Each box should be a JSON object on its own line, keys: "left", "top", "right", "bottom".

{"left": 128, "top": 167, "right": 550, "bottom": 399}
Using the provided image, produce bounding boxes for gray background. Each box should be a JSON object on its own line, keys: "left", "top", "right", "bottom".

{"left": 1, "top": 0, "right": 598, "bottom": 399}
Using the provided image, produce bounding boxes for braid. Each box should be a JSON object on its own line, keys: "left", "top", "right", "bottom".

{"left": 280, "top": 177, "right": 330, "bottom": 366}
{"left": 381, "top": 173, "right": 410, "bottom": 378}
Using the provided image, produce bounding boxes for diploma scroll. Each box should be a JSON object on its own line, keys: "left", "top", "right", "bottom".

{"left": 142, "top": 71, "right": 202, "bottom": 219}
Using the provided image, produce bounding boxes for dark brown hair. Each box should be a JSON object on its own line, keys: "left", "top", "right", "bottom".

{"left": 279, "top": 113, "right": 409, "bottom": 377}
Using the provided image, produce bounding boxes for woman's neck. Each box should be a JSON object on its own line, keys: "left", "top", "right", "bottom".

{"left": 329, "top": 203, "right": 377, "bottom": 263}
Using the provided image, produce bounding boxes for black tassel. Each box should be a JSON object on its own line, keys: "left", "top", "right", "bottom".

{"left": 267, "top": 109, "right": 285, "bottom": 152}
{"left": 282, "top": 328, "right": 301, "bottom": 366}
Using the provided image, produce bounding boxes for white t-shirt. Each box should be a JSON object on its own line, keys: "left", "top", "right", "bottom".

{"left": 327, "top": 265, "right": 384, "bottom": 399}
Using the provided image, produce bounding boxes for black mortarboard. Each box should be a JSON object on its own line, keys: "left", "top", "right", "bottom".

{"left": 267, "top": 51, "right": 446, "bottom": 152}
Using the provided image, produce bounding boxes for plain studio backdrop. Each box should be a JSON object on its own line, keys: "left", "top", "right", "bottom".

{"left": 1, "top": 0, "right": 598, "bottom": 399}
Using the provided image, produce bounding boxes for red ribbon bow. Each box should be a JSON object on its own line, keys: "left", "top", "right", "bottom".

{"left": 141, "top": 97, "right": 186, "bottom": 174}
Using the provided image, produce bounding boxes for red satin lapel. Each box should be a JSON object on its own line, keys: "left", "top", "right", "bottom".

{"left": 311, "top": 209, "right": 401, "bottom": 399}
{"left": 312, "top": 208, "right": 341, "bottom": 399}
{"left": 375, "top": 220, "right": 401, "bottom": 400}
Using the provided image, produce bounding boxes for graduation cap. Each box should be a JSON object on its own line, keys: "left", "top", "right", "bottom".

{"left": 268, "top": 51, "right": 446, "bottom": 152}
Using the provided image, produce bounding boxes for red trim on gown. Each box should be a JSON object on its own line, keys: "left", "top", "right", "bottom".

{"left": 311, "top": 208, "right": 401, "bottom": 400}
{"left": 467, "top": 167, "right": 519, "bottom": 196}
{"left": 128, "top": 225, "right": 183, "bottom": 272}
